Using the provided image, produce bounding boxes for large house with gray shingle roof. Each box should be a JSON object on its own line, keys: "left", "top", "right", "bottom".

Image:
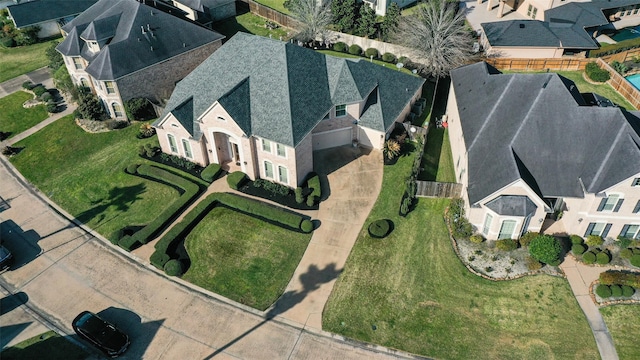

{"left": 7, "top": 0, "right": 97, "bottom": 39}
{"left": 447, "top": 62, "right": 640, "bottom": 240}
{"left": 154, "top": 33, "right": 424, "bottom": 187}
{"left": 56, "top": 0, "right": 224, "bottom": 120}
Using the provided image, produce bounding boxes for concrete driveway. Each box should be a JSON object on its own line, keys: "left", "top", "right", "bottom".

{"left": 0, "top": 151, "right": 418, "bottom": 359}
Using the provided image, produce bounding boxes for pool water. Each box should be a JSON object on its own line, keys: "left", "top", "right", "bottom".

{"left": 612, "top": 25, "right": 640, "bottom": 42}
{"left": 626, "top": 73, "right": 640, "bottom": 90}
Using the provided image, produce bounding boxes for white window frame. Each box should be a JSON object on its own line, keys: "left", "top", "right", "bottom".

{"left": 278, "top": 165, "right": 288, "bottom": 185}
{"left": 182, "top": 139, "right": 192, "bottom": 159}
{"left": 498, "top": 220, "right": 516, "bottom": 240}
{"left": 264, "top": 160, "right": 274, "bottom": 179}
{"left": 601, "top": 194, "right": 620, "bottom": 212}
{"left": 167, "top": 134, "right": 178, "bottom": 153}
{"left": 276, "top": 143, "right": 286, "bottom": 157}
{"left": 632, "top": 178, "right": 640, "bottom": 186}
{"left": 335, "top": 104, "right": 347, "bottom": 117}
{"left": 111, "top": 102, "right": 124, "bottom": 118}
{"left": 588, "top": 222, "right": 606, "bottom": 236}
{"left": 104, "top": 81, "right": 116, "bottom": 94}
{"left": 621, "top": 224, "right": 640, "bottom": 239}
{"left": 482, "top": 213, "right": 493, "bottom": 236}
{"left": 262, "top": 138, "right": 271, "bottom": 153}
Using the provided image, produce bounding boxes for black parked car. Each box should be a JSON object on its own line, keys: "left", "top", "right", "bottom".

{"left": 0, "top": 244, "right": 13, "bottom": 271}
{"left": 72, "top": 311, "right": 130, "bottom": 357}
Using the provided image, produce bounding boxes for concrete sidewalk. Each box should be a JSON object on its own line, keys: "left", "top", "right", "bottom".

{"left": 0, "top": 67, "right": 54, "bottom": 99}
{"left": 1, "top": 104, "right": 77, "bottom": 147}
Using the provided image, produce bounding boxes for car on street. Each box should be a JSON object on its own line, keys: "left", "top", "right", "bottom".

{"left": 0, "top": 244, "right": 13, "bottom": 271}
{"left": 72, "top": 311, "right": 130, "bottom": 357}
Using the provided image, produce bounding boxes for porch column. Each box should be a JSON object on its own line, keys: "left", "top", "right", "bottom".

{"left": 497, "top": 0, "right": 505, "bottom": 18}
{"left": 487, "top": 0, "right": 493, "bottom": 11}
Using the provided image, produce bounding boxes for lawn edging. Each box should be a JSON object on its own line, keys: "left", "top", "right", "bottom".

{"left": 118, "top": 164, "right": 201, "bottom": 250}
{"left": 150, "top": 192, "right": 315, "bottom": 271}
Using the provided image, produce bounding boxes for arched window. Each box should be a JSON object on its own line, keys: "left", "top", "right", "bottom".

{"left": 111, "top": 102, "right": 124, "bottom": 118}
{"left": 167, "top": 134, "right": 178, "bottom": 153}
{"left": 80, "top": 78, "right": 90, "bottom": 88}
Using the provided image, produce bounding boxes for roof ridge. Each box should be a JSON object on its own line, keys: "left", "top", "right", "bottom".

{"left": 585, "top": 122, "right": 627, "bottom": 192}
{"left": 510, "top": 74, "right": 553, "bottom": 148}
{"left": 468, "top": 75, "right": 516, "bottom": 151}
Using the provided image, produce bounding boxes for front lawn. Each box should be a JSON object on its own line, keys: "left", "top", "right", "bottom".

{"left": 601, "top": 305, "right": 640, "bottom": 360}
{"left": 0, "top": 331, "right": 89, "bottom": 360}
{"left": 0, "top": 40, "right": 57, "bottom": 83}
{"left": 9, "top": 115, "right": 183, "bottom": 242}
{"left": 0, "top": 91, "right": 48, "bottom": 139}
{"left": 323, "top": 152, "right": 598, "bottom": 359}
{"left": 182, "top": 206, "right": 311, "bottom": 310}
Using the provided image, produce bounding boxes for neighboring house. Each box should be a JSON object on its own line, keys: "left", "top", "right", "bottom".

{"left": 169, "top": 0, "right": 236, "bottom": 24}
{"left": 154, "top": 33, "right": 424, "bottom": 187}
{"left": 480, "top": 0, "right": 640, "bottom": 58}
{"left": 6, "top": 0, "right": 97, "bottom": 38}
{"left": 446, "top": 62, "right": 640, "bottom": 240}
{"left": 363, "top": 0, "right": 413, "bottom": 16}
{"left": 56, "top": 0, "right": 224, "bottom": 120}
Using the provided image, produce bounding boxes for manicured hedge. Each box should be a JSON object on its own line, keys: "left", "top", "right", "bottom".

{"left": 631, "top": 254, "right": 640, "bottom": 267}
{"left": 589, "top": 37, "right": 640, "bottom": 57}
{"left": 333, "top": 42, "right": 347, "bottom": 52}
{"left": 368, "top": 219, "right": 390, "bottom": 238}
{"left": 582, "top": 251, "right": 596, "bottom": 264}
{"left": 600, "top": 270, "right": 640, "bottom": 288}
{"left": 118, "top": 164, "right": 200, "bottom": 250}
{"left": 365, "top": 47, "right": 379, "bottom": 58}
{"left": 150, "top": 193, "right": 315, "bottom": 270}
{"left": 622, "top": 285, "right": 635, "bottom": 297}
{"left": 307, "top": 173, "right": 321, "bottom": 199}
{"left": 596, "top": 251, "right": 611, "bottom": 264}
{"left": 610, "top": 284, "right": 623, "bottom": 297}
{"left": 570, "top": 235, "right": 584, "bottom": 245}
{"left": 572, "top": 243, "right": 586, "bottom": 255}
{"left": 164, "top": 259, "right": 184, "bottom": 277}
{"left": 201, "top": 163, "right": 222, "bottom": 183}
{"left": 620, "top": 248, "right": 633, "bottom": 259}
{"left": 596, "top": 284, "right": 612, "bottom": 298}
{"left": 382, "top": 52, "right": 396, "bottom": 63}
{"left": 348, "top": 44, "right": 362, "bottom": 55}
{"left": 227, "top": 171, "right": 247, "bottom": 190}
{"left": 585, "top": 62, "right": 610, "bottom": 83}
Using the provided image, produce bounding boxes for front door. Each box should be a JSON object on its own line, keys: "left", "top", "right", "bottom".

{"left": 231, "top": 142, "right": 240, "bottom": 163}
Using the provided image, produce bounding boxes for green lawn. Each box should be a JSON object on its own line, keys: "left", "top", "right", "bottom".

{"left": 505, "top": 70, "right": 635, "bottom": 110}
{"left": 0, "top": 91, "right": 48, "bottom": 138}
{"left": 323, "top": 151, "right": 598, "bottom": 359}
{"left": 213, "top": 12, "right": 290, "bottom": 40}
{"left": 0, "top": 40, "right": 57, "bottom": 83}
{"left": 601, "top": 305, "right": 640, "bottom": 360}
{"left": 0, "top": 331, "right": 89, "bottom": 360}
{"left": 253, "top": 0, "right": 290, "bottom": 14}
{"left": 9, "top": 115, "right": 184, "bottom": 242}
{"left": 183, "top": 206, "right": 311, "bottom": 310}
{"left": 317, "top": 50, "right": 414, "bottom": 75}
{"left": 419, "top": 128, "right": 455, "bottom": 182}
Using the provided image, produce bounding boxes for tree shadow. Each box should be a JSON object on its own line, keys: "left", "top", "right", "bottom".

{"left": 0, "top": 291, "right": 29, "bottom": 316}
{"left": 95, "top": 307, "right": 164, "bottom": 358}
{"left": 0, "top": 195, "right": 16, "bottom": 212}
{"left": 0, "top": 219, "right": 42, "bottom": 270}
{"left": 75, "top": 183, "right": 146, "bottom": 225}
{"left": 203, "top": 263, "right": 342, "bottom": 359}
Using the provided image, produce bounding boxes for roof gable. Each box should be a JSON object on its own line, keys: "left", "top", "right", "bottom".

{"left": 485, "top": 195, "right": 537, "bottom": 217}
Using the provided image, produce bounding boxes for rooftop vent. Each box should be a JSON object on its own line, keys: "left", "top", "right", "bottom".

{"left": 519, "top": 23, "right": 525, "bottom": 29}
{"left": 141, "top": 25, "right": 146, "bottom": 34}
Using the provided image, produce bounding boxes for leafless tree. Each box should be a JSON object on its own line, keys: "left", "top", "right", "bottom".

{"left": 289, "top": 0, "right": 333, "bottom": 43}
{"left": 394, "top": 0, "right": 475, "bottom": 77}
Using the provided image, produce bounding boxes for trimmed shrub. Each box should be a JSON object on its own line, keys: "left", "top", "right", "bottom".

{"left": 596, "top": 251, "right": 611, "bottom": 265}
{"left": 307, "top": 173, "right": 321, "bottom": 203}
{"left": 548, "top": 259, "right": 561, "bottom": 266}
{"left": 201, "top": 163, "right": 222, "bottom": 183}
{"left": 570, "top": 235, "right": 584, "bottom": 245}
{"left": 382, "top": 52, "right": 396, "bottom": 63}
{"left": 300, "top": 219, "right": 313, "bottom": 233}
{"left": 118, "top": 235, "right": 140, "bottom": 251}
{"left": 526, "top": 256, "right": 542, "bottom": 271}
{"left": 22, "top": 81, "right": 34, "bottom": 90}
{"left": 126, "top": 163, "right": 139, "bottom": 174}
{"left": 253, "top": 179, "right": 290, "bottom": 196}
{"left": 620, "top": 248, "right": 633, "bottom": 259}
{"left": 398, "top": 56, "right": 409, "bottom": 64}
{"left": 46, "top": 102, "right": 57, "bottom": 113}
{"left": 621, "top": 285, "right": 635, "bottom": 297}
{"left": 40, "top": 92, "right": 52, "bottom": 102}
{"left": 306, "top": 195, "right": 317, "bottom": 207}
{"left": 585, "top": 62, "right": 610, "bottom": 82}
{"left": 469, "top": 234, "right": 484, "bottom": 244}
{"left": 529, "top": 235, "right": 562, "bottom": 264}
{"left": 32, "top": 85, "right": 47, "bottom": 97}
{"left": 596, "top": 284, "right": 612, "bottom": 298}
{"left": 586, "top": 235, "right": 604, "bottom": 246}
{"left": 333, "top": 42, "right": 347, "bottom": 52}
{"left": 496, "top": 239, "right": 518, "bottom": 251}
{"left": 295, "top": 187, "right": 304, "bottom": 204}
{"left": 164, "top": 259, "right": 184, "bottom": 276}
{"left": 1, "top": 37, "right": 16, "bottom": 48}
{"left": 348, "top": 44, "right": 362, "bottom": 55}
{"left": 125, "top": 97, "right": 155, "bottom": 121}
{"left": 582, "top": 251, "right": 596, "bottom": 264}
{"left": 572, "top": 243, "right": 587, "bottom": 255}
{"left": 519, "top": 232, "right": 539, "bottom": 247}
{"left": 369, "top": 219, "right": 390, "bottom": 238}
{"left": 227, "top": 171, "right": 248, "bottom": 190}
{"left": 600, "top": 271, "right": 640, "bottom": 288}
{"left": 610, "top": 284, "right": 623, "bottom": 297}
{"left": 631, "top": 254, "right": 640, "bottom": 267}
{"left": 365, "top": 47, "right": 379, "bottom": 58}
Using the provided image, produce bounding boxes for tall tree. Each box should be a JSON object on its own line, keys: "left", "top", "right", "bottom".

{"left": 381, "top": 2, "right": 401, "bottom": 41}
{"left": 289, "top": 0, "right": 333, "bottom": 42}
{"left": 393, "top": 0, "right": 474, "bottom": 77}
{"left": 331, "top": 0, "right": 357, "bottom": 33}
{"left": 356, "top": 4, "right": 377, "bottom": 38}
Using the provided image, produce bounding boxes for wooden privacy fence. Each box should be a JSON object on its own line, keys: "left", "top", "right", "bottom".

{"left": 247, "top": 0, "right": 299, "bottom": 29}
{"left": 485, "top": 58, "right": 590, "bottom": 71}
{"left": 596, "top": 58, "right": 640, "bottom": 109}
{"left": 416, "top": 181, "right": 462, "bottom": 198}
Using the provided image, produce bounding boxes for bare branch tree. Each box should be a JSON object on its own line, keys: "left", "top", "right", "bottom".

{"left": 289, "top": 0, "right": 333, "bottom": 43}
{"left": 394, "top": 0, "right": 475, "bottom": 77}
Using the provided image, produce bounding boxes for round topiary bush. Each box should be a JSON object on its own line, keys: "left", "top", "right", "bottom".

{"left": 529, "top": 235, "right": 562, "bottom": 264}
{"left": 596, "top": 251, "right": 611, "bottom": 265}
{"left": 620, "top": 248, "right": 633, "bottom": 259}
{"left": 572, "top": 244, "right": 587, "bottom": 255}
{"left": 610, "top": 284, "right": 623, "bottom": 297}
{"left": 333, "top": 42, "right": 347, "bottom": 52}
{"left": 621, "top": 285, "right": 635, "bottom": 297}
{"left": 300, "top": 219, "right": 313, "bottom": 233}
{"left": 382, "top": 52, "right": 396, "bottom": 63}
{"left": 365, "top": 47, "right": 379, "bottom": 58}
{"left": 469, "top": 234, "right": 484, "bottom": 243}
{"left": 595, "top": 284, "right": 612, "bottom": 298}
{"left": 630, "top": 254, "right": 640, "bottom": 267}
{"left": 582, "top": 251, "right": 596, "bottom": 264}
{"left": 586, "top": 235, "right": 604, "bottom": 246}
{"left": 46, "top": 102, "right": 58, "bottom": 113}
{"left": 348, "top": 44, "right": 362, "bottom": 55}
{"left": 126, "top": 163, "right": 139, "bottom": 174}
{"left": 570, "top": 235, "right": 584, "bottom": 245}
{"left": 164, "top": 259, "right": 183, "bottom": 276}
{"left": 368, "top": 219, "right": 390, "bottom": 238}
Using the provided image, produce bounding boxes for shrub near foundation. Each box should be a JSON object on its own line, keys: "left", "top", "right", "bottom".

{"left": 600, "top": 271, "right": 640, "bottom": 288}
{"left": 596, "top": 284, "right": 612, "bottom": 298}
{"left": 227, "top": 171, "right": 248, "bottom": 190}
{"left": 572, "top": 244, "right": 586, "bottom": 255}
{"left": 583, "top": 251, "right": 596, "bottom": 264}
{"left": 201, "top": 163, "right": 222, "bottom": 183}
{"left": 529, "top": 235, "right": 562, "bottom": 264}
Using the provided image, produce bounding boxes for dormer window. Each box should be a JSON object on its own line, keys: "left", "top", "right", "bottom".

{"left": 336, "top": 104, "right": 347, "bottom": 117}
{"left": 87, "top": 40, "right": 100, "bottom": 52}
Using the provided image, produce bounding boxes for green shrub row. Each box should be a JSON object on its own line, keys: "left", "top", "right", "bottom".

{"left": 201, "top": 163, "right": 222, "bottom": 183}
{"left": 589, "top": 37, "right": 640, "bottom": 58}
{"left": 572, "top": 243, "right": 587, "bottom": 255}
{"left": 254, "top": 178, "right": 291, "bottom": 196}
{"left": 596, "top": 284, "right": 636, "bottom": 298}
{"left": 118, "top": 164, "right": 200, "bottom": 250}
{"left": 600, "top": 270, "right": 640, "bottom": 288}
{"left": 570, "top": 235, "right": 584, "bottom": 245}
{"left": 585, "top": 62, "right": 610, "bottom": 82}
{"left": 307, "top": 173, "right": 321, "bottom": 206}
{"left": 330, "top": 42, "right": 399, "bottom": 64}
{"left": 150, "top": 193, "right": 314, "bottom": 271}
{"left": 632, "top": 254, "right": 640, "bottom": 267}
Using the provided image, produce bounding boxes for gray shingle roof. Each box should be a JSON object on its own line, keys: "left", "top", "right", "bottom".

{"left": 485, "top": 195, "right": 537, "bottom": 217}
{"left": 158, "top": 33, "right": 424, "bottom": 147}
{"left": 7, "top": 0, "right": 96, "bottom": 28}
{"left": 56, "top": 0, "right": 224, "bottom": 81}
{"left": 450, "top": 62, "right": 640, "bottom": 204}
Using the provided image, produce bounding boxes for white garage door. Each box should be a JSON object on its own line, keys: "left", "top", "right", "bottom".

{"left": 313, "top": 128, "right": 352, "bottom": 150}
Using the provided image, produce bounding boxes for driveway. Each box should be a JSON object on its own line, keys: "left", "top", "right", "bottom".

{"left": 0, "top": 67, "right": 54, "bottom": 98}
{"left": 0, "top": 152, "right": 418, "bottom": 359}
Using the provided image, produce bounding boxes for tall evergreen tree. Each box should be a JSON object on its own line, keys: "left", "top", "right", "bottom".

{"left": 381, "top": 2, "right": 400, "bottom": 41}
{"left": 331, "top": 0, "right": 357, "bottom": 33}
{"left": 356, "top": 4, "right": 377, "bottom": 38}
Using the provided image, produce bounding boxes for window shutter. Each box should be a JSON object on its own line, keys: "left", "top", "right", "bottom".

{"left": 620, "top": 225, "right": 630, "bottom": 238}
{"left": 584, "top": 223, "right": 595, "bottom": 237}
{"left": 634, "top": 200, "right": 640, "bottom": 213}
{"left": 597, "top": 198, "right": 607, "bottom": 211}
{"left": 602, "top": 224, "right": 612, "bottom": 238}
{"left": 613, "top": 199, "right": 624, "bottom": 212}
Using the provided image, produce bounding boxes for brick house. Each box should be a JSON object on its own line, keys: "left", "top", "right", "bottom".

{"left": 56, "top": 0, "right": 224, "bottom": 120}
{"left": 154, "top": 33, "right": 425, "bottom": 187}
{"left": 447, "top": 62, "right": 640, "bottom": 240}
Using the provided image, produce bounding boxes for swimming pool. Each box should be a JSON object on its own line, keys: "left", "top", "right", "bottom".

{"left": 626, "top": 73, "right": 640, "bottom": 90}
{"left": 612, "top": 26, "right": 640, "bottom": 42}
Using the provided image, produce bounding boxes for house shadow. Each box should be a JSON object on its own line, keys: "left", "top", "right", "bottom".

{"left": 211, "top": 2, "right": 252, "bottom": 41}
{"left": 313, "top": 145, "right": 373, "bottom": 201}
{"left": 1, "top": 332, "right": 91, "bottom": 359}
{"left": 0, "top": 195, "right": 15, "bottom": 212}
{"left": 203, "top": 263, "right": 341, "bottom": 359}
{"left": 96, "top": 307, "right": 164, "bottom": 358}
{"left": 0, "top": 219, "right": 42, "bottom": 270}
{"left": 75, "top": 183, "right": 146, "bottom": 227}
{"left": 0, "top": 322, "right": 32, "bottom": 350}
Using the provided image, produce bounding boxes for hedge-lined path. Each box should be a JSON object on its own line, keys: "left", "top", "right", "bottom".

{"left": 0, "top": 154, "right": 424, "bottom": 359}
{"left": 560, "top": 256, "right": 618, "bottom": 360}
